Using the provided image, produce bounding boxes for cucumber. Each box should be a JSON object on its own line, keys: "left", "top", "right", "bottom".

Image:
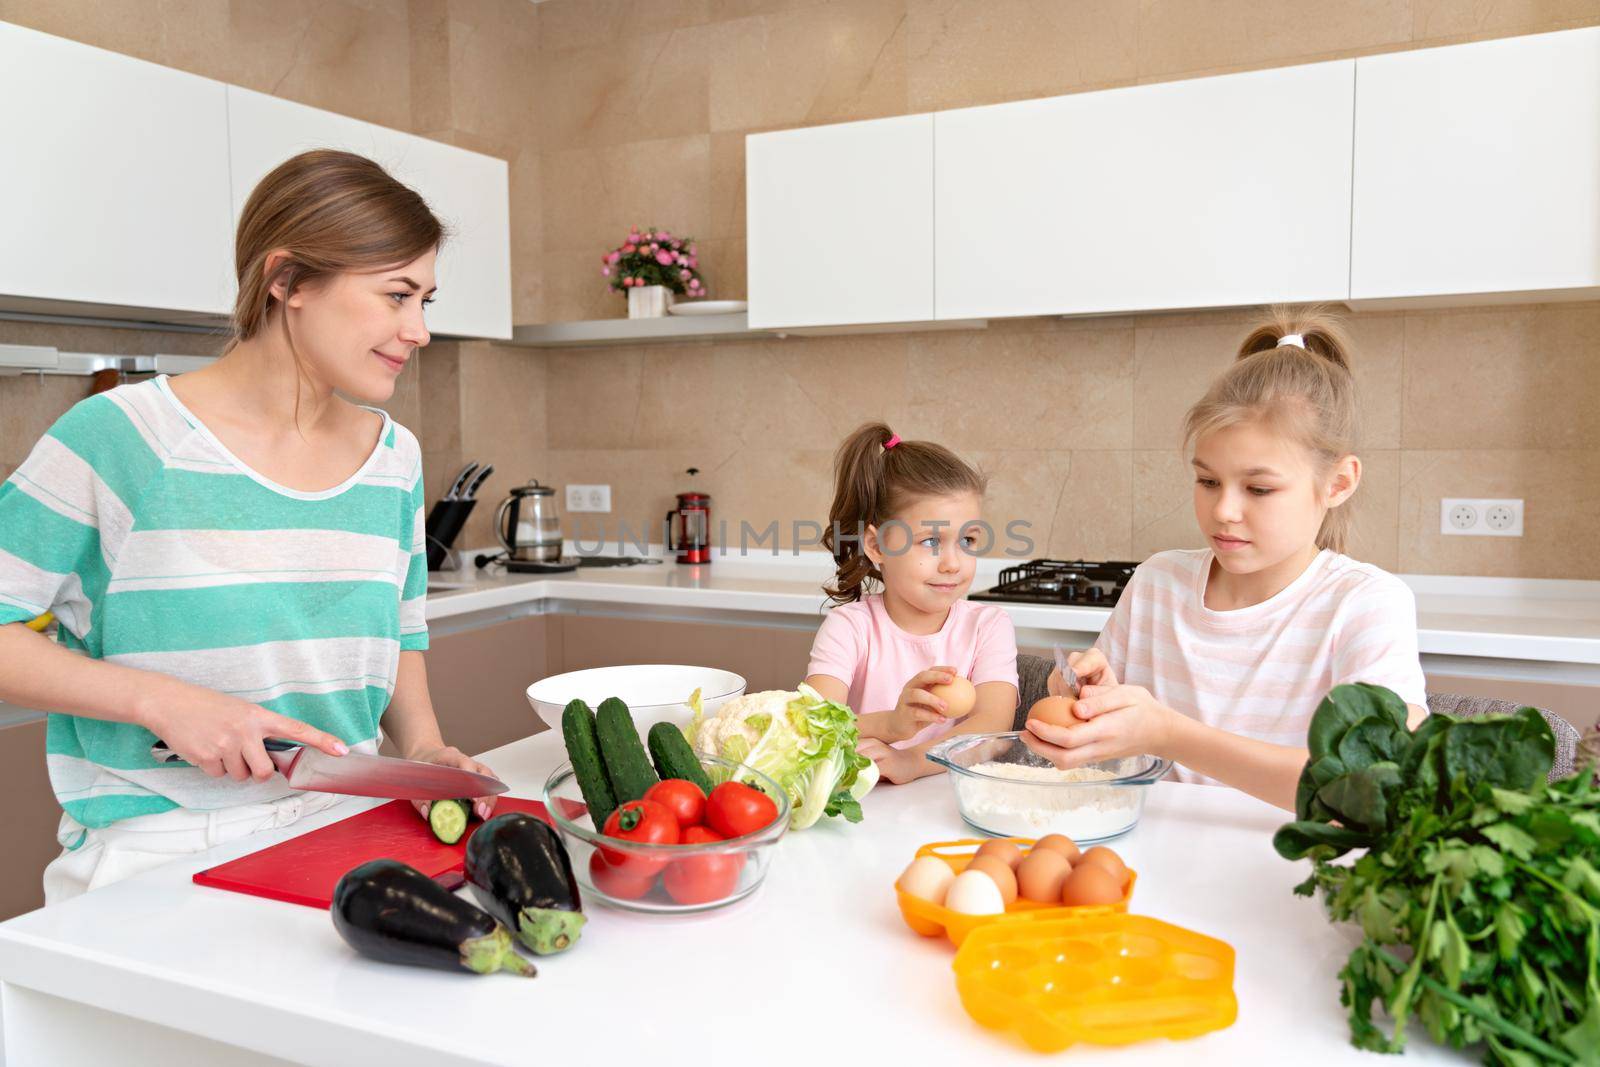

{"left": 648, "top": 721, "right": 712, "bottom": 794}
{"left": 561, "top": 699, "right": 617, "bottom": 832}
{"left": 595, "top": 697, "right": 658, "bottom": 803}
{"left": 429, "top": 798, "right": 470, "bottom": 845}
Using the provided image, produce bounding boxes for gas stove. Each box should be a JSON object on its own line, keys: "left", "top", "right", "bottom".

{"left": 970, "top": 559, "right": 1140, "bottom": 608}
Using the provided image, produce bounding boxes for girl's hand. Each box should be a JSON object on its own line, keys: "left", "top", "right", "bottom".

{"left": 886, "top": 666, "right": 956, "bottom": 741}
{"left": 858, "top": 738, "right": 927, "bottom": 785}
{"left": 1046, "top": 648, "right": 1118, "bottom": 697}
{"left": 1022, "top": 684, "right": 1175, "bottom": 769}
{"left": 406, "top": 745, "right": 500, "bottom": 823}
{"left": 142, "top": 693, "right": 349, "bottom": 783}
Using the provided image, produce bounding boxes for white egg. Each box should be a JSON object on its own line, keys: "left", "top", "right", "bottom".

{"left": 896, "top": 856, "right": 956, "bottom": 906}
{"left": 944, "top": 869, "right": 1006, "bottom": 915}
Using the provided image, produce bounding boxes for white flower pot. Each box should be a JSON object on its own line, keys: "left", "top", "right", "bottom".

{"left": 627, "top": 284, "right": 674, "bottom": 319}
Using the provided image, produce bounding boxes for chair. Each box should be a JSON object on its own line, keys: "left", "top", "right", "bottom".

{"left": 1012, "top": 652, "right": 1581, "bottom": 780}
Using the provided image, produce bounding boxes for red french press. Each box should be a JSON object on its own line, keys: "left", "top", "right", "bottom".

{"left": 666, "top": 469, "right": 712, "bottom": 564}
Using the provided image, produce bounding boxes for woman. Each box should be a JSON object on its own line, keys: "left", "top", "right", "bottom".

{"left": 0, "top": 149, "right": 496, "bottom": 901}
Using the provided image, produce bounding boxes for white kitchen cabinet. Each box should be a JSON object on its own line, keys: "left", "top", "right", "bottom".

{"left": 747, "top": 114, "right": 935, "bottom": 329}
{"left": 934, "top": 61, "right": 1356, "bottom": 319}
{"left": 0, "top": 21, "right": 233, "bottom": 318}
{"left": 226, "top": 87, "right": 512, "bottom": 339}
{"left": 1350, "top": 27, "right": 1600, "bottom": 304}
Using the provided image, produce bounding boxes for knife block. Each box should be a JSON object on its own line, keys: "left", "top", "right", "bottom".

{"left": 424, "top": 499, "right": 476, "bottom": 572}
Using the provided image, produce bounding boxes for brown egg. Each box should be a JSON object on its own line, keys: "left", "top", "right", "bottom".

{"left": 965, "top": 855, "right": 1018, "bottom": 905}
{"left": 927, "top": 676, "right": 976, "bottom": 718}
{"left": 1028, "top": 695, "right": 1080, "bottom": 729}
{"left": 1062, "top": 863, "right": 1123, "bottom": 907}
{"left": 1032, "top": 834, "right": 1082, "bottom": 864}
{"left": 1015, "top": 848, "right": 1072, "bottom": 904}
{"left": 1079, "top": 846, "right": 1127, "bottom": 886}
{"left": 974, "top": 839, "right": 1024, "bottom": 870}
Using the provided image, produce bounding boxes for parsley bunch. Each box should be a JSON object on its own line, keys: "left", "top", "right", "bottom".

{"left": 1276, "top": 684, "right": 1600, "bottom": 1066}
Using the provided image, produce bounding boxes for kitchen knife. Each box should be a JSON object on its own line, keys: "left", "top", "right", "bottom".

{"left": 1052, "top": 645, "right": 1081, "bottom": 699}
{"left": 148, "top": 738, "right": 509, "bottom": 800}
{"left": 461, "top": 463, "right": 495, "bottom": 500}
{"left": 444, "top": 461, "right": 479, "bottom": 500}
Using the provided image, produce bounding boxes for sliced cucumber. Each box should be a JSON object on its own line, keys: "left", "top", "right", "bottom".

{"left": 429, "top": 798, "right": 471, "bottom": 844}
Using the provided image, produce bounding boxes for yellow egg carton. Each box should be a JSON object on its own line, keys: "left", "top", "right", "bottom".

{"left": 953, "top": 913, "right": 1237, "bottom": 1052}
{"left": 895, "top": 838, "right": 1135, "bottom": 947}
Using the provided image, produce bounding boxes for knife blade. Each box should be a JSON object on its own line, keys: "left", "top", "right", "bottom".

{"left": 149, "top": 739, "right": 509, "bottom": 800}
{"left": 1052, "top": 644, "right": 1081, "bottom": 699}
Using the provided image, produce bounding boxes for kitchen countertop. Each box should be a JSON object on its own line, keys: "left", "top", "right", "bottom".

{"left": 430, "top": 547, "right": 1600, "bottom": 671}
{"left": 0, "top": 728, "right": 1473, "bottom": 1066}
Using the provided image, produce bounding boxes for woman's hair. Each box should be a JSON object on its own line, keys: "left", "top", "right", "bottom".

{"left": 1183, "top": 304, "right": 1360, "bottom": 553}
{"left": 227, "top": 148, "right": 445, "bottom": 355}
{"left": 822, "top": 422, "right": 987, "bottom": 606}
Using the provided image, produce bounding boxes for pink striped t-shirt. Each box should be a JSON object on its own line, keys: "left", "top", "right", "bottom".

{"left": 807, "top": 595, "right": 1019, "bottom": 751}
{"left": 1096, "top": 549, "right": 1427, "bottom": 785}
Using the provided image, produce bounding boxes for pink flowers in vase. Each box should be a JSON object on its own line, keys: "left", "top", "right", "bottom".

{"left": 601, "top": 227, "right": 706, "bottom": 300}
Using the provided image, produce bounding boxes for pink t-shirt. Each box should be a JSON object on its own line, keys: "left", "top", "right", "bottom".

{"left": 1096, "top": 548, "right": 1428, "bottom": 784}
{"left": 806, "top": 595, "right": 1019, "bottom": 750}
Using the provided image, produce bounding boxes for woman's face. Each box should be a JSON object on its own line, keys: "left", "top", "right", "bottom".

{"left": 280, "top": 248, "right": 436, "bottom": 404}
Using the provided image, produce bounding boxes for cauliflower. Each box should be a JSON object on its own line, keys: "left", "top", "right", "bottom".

{"left": 688, "top": 684, "right": 877, "bottom": 829}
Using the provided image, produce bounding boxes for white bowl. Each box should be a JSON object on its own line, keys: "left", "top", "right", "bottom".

{"left": 525, "top": 664, "right": 746, "bottom": 732}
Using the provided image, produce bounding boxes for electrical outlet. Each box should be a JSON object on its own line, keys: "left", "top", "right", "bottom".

{"left": 1440, "top": 498, "right": 1523, "bottom": 537}
{"left": 566, "top": 484, "right": 611, "bottom": 513}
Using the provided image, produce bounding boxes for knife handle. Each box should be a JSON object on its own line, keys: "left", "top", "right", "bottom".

{"left": 149, "top": 738, "right": 301, "bottom": 765}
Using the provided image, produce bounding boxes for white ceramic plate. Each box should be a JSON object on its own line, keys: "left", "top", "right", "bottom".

{"left": 525, "top": 664, "right": 746, "bottom": 732}
{"left": 667, "top": 300, "right": 748, "bottom": 317}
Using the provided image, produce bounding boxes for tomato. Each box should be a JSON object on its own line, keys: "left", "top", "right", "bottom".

{"left": 600, "top": 799, "right": 680, "bottom": 876}
{"left": 663, "top": 830, "right": 743, "bottom": 906}
{"left": 683, "top": 824, "right": 745, "bottom": 874}
{"left": 644, "top": 779, "right": 706, "bottom": 828}
{"left": 705, "top": 781, "right": 779, "bottom": 839}
{"left": 588, "top": 849, "right": 655, "bottom": 900}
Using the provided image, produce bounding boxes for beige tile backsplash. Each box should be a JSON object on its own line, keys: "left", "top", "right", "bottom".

{"left": 1, "top": 1, "right": 1596, "bottom": 577}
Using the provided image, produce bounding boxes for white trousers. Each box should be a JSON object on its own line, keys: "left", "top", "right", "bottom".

{"left": 42, "top": 790, "right": 347, "bottom": 904}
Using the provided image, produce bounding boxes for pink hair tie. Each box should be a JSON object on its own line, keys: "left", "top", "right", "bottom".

{"left": 883, "top": 434, "right": 901, "bottom": 451}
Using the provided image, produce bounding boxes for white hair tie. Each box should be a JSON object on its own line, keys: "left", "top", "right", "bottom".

{"left": 1277, "top": 333, "right": 1305, "bottom": 348}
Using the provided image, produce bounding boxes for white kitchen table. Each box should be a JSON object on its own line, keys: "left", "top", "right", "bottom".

{"left": 0, "top": 729, "right": 1473, "bottom": 1066}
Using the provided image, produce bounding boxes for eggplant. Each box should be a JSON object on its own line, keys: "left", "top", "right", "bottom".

{"left": 464, "top": 813, "right": 585, "bottom": 955}
{"left": 331, "top": 859, "right": 535, "bottom": 977}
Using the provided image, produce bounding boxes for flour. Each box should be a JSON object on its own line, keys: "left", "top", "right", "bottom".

{"left": 954, "top": 760, "right": 1147, "bottom": 841}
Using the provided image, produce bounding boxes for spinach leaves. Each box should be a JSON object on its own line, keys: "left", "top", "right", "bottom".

{"left": 1276, "top": 684, "right": 1600, "bottom": 1065}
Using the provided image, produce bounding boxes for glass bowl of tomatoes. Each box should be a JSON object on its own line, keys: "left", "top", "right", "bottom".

{"left": 542, "top": 754, "right": 791, "bottom": 914}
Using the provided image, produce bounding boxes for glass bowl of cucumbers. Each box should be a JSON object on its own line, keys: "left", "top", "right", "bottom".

{"left": 543, "top": 751, "right": 790, "bottom": 915}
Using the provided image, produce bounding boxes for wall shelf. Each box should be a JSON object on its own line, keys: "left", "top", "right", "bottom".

{"left": 506, "top": 313, "right": 988, "bottom": 348}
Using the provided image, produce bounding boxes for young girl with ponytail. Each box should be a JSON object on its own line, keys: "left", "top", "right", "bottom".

{"left": 0, "top": 150, "right": 498, "bottom": 901}
{"left": 803, "top": 424, "right": 1018, "bottom": 784}
{"left": 1031, "top": 307, "right": 1427, "bottom": 810}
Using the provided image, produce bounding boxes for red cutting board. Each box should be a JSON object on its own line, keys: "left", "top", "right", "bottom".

{"left": 194, "top": 797, "right": 557, "bottom": 910}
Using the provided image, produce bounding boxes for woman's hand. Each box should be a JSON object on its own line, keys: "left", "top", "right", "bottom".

{"left": 406, "top": 745, "right": 500, "bottom": 822}
{"left": 857, "top": 737, "right": 928, "bottom": 785}
{"left": 1022, "top": 683, "right": 1176, "bottom": 769}
{"left": 1046, "top": 648, "right": 1118, "bottom": 698}
{"left": 140, "top": 690, "right": 349, "bottom": 783}
{"left": 884, "top": 666, "right": 956, "bottom": 741}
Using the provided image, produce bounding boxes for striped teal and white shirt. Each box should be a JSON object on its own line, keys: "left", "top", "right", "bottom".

{"left": 0, "top": 375, "right": 429, "bottom": 833}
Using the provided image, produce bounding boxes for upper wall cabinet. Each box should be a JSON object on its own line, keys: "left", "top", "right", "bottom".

{"left": 747, "top": 115, "right": 935, "bottom": 329}
{"left": 0, "top": 22, "right": 233, "bottom": 318}
{"left": 934, "top": 61, "right": 1356, "bottom": 320}
{"left": 226, "top": 87, "right": 513, "bottom": 340}
{"left": 1350, "top": 28, "right": 1600, "bottom": 304}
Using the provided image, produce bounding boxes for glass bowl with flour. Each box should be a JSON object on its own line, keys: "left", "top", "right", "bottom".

{"left": 925, "top": 733, "right": 1171, "bottom": 844}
